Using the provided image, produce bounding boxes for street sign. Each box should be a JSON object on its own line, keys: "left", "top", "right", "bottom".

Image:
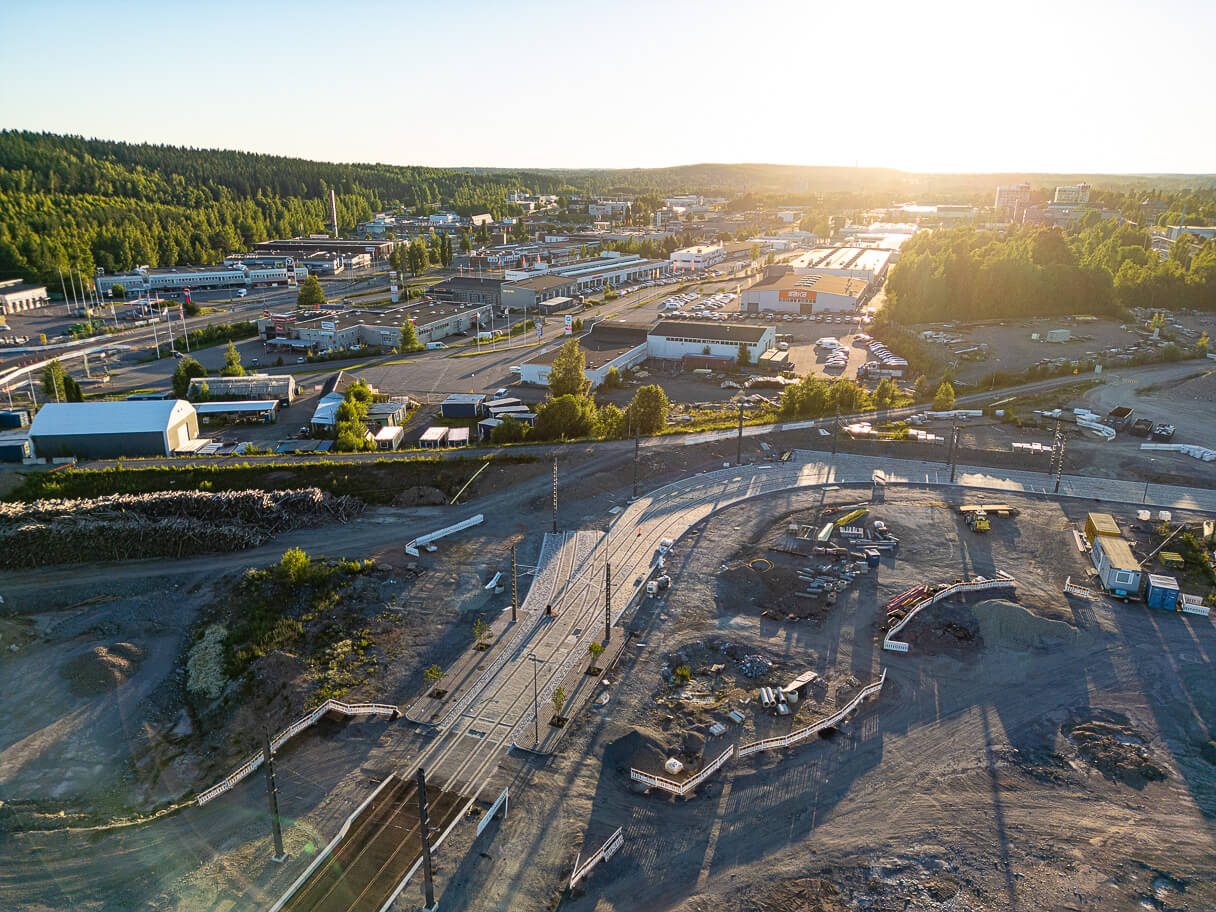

{"left": 536, "top": 324, "right": 543, "bottom": 338}
{"left": 321, "top": 321, "right": 336, "bottom": 332}
{"left": 564, "top": 315, "right": 573, "bottom": 336}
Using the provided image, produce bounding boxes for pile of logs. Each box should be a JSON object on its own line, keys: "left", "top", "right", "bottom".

{"left": 0, "top": 488, "right": 365, "bottom": 568}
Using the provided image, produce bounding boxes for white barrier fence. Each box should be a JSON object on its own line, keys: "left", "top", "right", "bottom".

{"left": 569, "top": 826, "right": 625, "bottom": 889}
{"left": 1063, "top": 576, "right": 1097, "bottom": 599}
{"left": 405, "top": 513, "right": 485, "bottom": 556}
{"left": 630, "top": 744, "right": 736, "bottom": 798}
{"left": 738, "top": 671, "right": 886, "bottom": 758}
{"left": 883, "top": 572, "right": 1016, "bottom": 653}
{"left": 197, "top": 699, "right": 398, "bottom": 805}
{"left": 1141, "top": 442, "right": 1216, "bottom": 462}
{"left": 476, "top": 786, "right": 509, "bottom": 836}
{"left": 1182, "top": 594, "right": 1211, "bottom": 617}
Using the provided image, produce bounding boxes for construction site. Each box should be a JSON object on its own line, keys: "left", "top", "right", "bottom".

{"left": 1, "top": 440, "right": 1215, "bottom": 912}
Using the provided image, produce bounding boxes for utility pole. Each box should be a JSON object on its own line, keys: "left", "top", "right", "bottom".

{"left": 261, "top": 729, "right": 286, "bottom": 862}
{"left": 511, "top": 545, "right": 518, "bottom": 623}
{"left": 1052, "top": 421, "right": 1067, "bottom": 494}
{"left": 551, "top": 455, "right": 558, "bottom": 534}
{"left": 736, "top": 403, "right": 744, "bottom": 466}
{"left": 604, "top": 563, "right": 612, "bottom": 642}
{"left": 415, "top": 767, "right": 436, "bottom": 910}
{"left": 831, "top": 405, "right": 841, "bottom": 457}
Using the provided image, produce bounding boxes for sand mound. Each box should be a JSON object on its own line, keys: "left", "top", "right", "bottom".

{"left": 61, "top": 642, "right": 147, "bottom": 696}
{"left": 973, "top": 599, "right": 1079, "bottom": 651}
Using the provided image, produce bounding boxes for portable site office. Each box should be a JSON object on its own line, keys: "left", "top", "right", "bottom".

{"left": 1090, "top": 534, "right": 1142, "bottom": 596}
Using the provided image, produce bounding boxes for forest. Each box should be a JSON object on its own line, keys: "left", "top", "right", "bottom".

{"left": 885, "top": 216, "right": 1216, "bottom": 323}
{"left": 0, "top": 131, "right": 571, "bottom": 287}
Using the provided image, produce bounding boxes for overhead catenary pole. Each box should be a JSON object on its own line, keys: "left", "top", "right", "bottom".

{"left": 511, "top": 545, "right": 518, "bottom": 623}
{"left": 531, "top": 655, "right": 540, "bottom": 746}
{"left": 415, "top": 767, "right": 436, "bottom": 909}
{"left": 604, "top": 562, "right": 612, "bottom": 642}
{"left": 552, "top": 455, "right": 558, "bottom": 534}
{"left": 261, "top": 729, "right": 286, "bottom": 861}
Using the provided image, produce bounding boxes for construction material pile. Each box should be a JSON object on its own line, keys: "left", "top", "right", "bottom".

{"left": 738, "top": 654, "right": 773, "bottom": 678}
{"left": 0, "top": 488, "right": 364, "bottom": 568}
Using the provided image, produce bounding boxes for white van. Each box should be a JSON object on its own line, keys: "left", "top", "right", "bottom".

{"left": 425, "top": 341, "right": 446, "bottom": 350}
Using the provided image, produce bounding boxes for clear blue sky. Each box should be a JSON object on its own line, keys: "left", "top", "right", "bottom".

{"left": 2, "top": 0, "right": 1213, "bottom": 174}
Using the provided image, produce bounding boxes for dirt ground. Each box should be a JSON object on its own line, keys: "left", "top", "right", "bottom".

{"left": 432, "top": 487, "right": 1216, "bottom": 912}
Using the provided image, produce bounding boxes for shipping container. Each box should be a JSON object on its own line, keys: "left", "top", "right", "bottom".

{"left": 1084, "top": 512, "right": 1121, "bottom": 544}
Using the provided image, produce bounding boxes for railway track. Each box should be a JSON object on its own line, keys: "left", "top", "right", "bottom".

{"left": 276, "top": 464, "right": 834, "bottom": 912}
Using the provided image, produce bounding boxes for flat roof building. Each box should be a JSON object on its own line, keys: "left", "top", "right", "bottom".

{"left": 29, "top": 400, "right": 198, "bottom": 459}
{"left": 519, "top": 321, "right": 650, "bottom": 389}
{"left": 188, "top": 373, "right": 297, "bottom": 405}
{"left": 787, "top": 247, "right": 893, "bottom": 284}
{"left": 427, "top": 276, "right": 505, "bottom": 307}
{"left": 0, "top": 279, "right": 50, "bottom": 314}
{"left": 670, "top": 244, "right": 726, "bottom": 271}
{"left": 259, "top": 301, "right": 491, "bottom": 349}
{"left": 500, "top": 274, "right": 579, "bottom": 312}
{"left": 741, "top": 266, "right": 867, "bottom": 314}
{"left": 647, "top": 320, "right": 774, "bottom": 365}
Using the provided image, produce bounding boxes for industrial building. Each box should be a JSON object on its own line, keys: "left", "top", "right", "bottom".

{"left": 647, "top": 320, "right": 774, "bottom": 366}
{"left": 670, "top": 244, "right": 726, "bottom": 271}
{"left": 787, "top": 247, "right": 893, "bottom": 284}
{"left": 0, "top": 279, "right": 50, "bottom": 314}
{"left": 440, "top": 393, "right": 486, "bottom": 419}
{"left": 547, "top": 252, "right": 668, "bottom": 291}
{"left": 187, "top": 373, "right": 297, "bottom": 405}
{"left": 427, "top": 276, "right": 505, "bottom": 308}
{"left": 741, "top": 266, "right": 867, "bottom": 314}
{"left": 500, "top": 275, "right": 579, "bottom": 312}
{"left": 258, "top": 301, "right": 491, "bottom": 350}
{"left": 96, "top": 262, "right": 306, "bottom": 296}
{"left": 29, "top": 400, "right": 199, "bottom": 459}
{"left": 254, "top": 237, "right": 393, "bottom": 264}
{"left": 0, "top": 429, "right": 32, "bottom": 462}
{"left": 519, "top": 321, "right": 650, "bottom": 389}
{"left": 194, "top": 400, "right": 279, "bottom": 423}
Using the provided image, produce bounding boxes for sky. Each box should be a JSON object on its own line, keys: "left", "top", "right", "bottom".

{"left": 2, "top": 0, "right": 1214, "bottom": 175}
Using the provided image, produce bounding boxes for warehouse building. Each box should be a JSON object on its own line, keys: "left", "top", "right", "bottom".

{"left": 546, "top": 252, "right": 668, "bottom": 291}
{"left": 519, "top": 321, "right": 649, "bottom": 389}
{"left": 29, "top": 400, "right": 199, "bottom": 459}
{"left": 427, "top": 276, "right": 505, "bottom": 307}
{"left": 500, "top": 274, "right": 579, "bottom": 312}
{"left": 96, "top": 262, "right": 306, "bottom": 296}
{"left": 254, "top": 237, "right": 393, "bottom": 264}
{"left": 646, "top": 320, "right": 774, "bottom": 365}
{"left": 0, "top": 279, "right": 51, "bottom": 314}
{"left": 741, "top": 267, "right": 866, "bottom": 314}
{"left": 259, "top": 302, "right": 490, "bottom": 350}
{"left": 188, "top": 373, "right": 297, "bottom": 405}
{"left": 787, "top": 247, "right": 893, "bottom": 284}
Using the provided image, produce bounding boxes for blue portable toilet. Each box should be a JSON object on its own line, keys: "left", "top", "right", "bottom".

{"left": 1145, "top": 574, "right": 1180, "bottom": 611}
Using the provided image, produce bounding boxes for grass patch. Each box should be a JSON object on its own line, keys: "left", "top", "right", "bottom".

{"left": 226, "top": 548, "right": 372, "bottom": 678}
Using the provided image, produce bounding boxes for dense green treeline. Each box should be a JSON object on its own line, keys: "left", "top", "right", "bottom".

{"left": 886, "top": 216, "right": 1216, "bottom": 322}
{"left": 0, "top": 131, "right": 561, "bottom": 287}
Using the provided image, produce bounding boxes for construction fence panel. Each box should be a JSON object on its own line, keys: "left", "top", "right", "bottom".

{"left": 476, "top": 787, "right": 509, "bottom": 836}
{"left": 739, "top": 671, "right": 886, "bottom": 757}
{"left": 198, "top": 699, "right": 399, "bottom": 805}
{"left": 885, "top": 573, "right": 1016, "bottom": 646}
{"left": 570, "top": 827, "right": 625, "bottom": 889}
